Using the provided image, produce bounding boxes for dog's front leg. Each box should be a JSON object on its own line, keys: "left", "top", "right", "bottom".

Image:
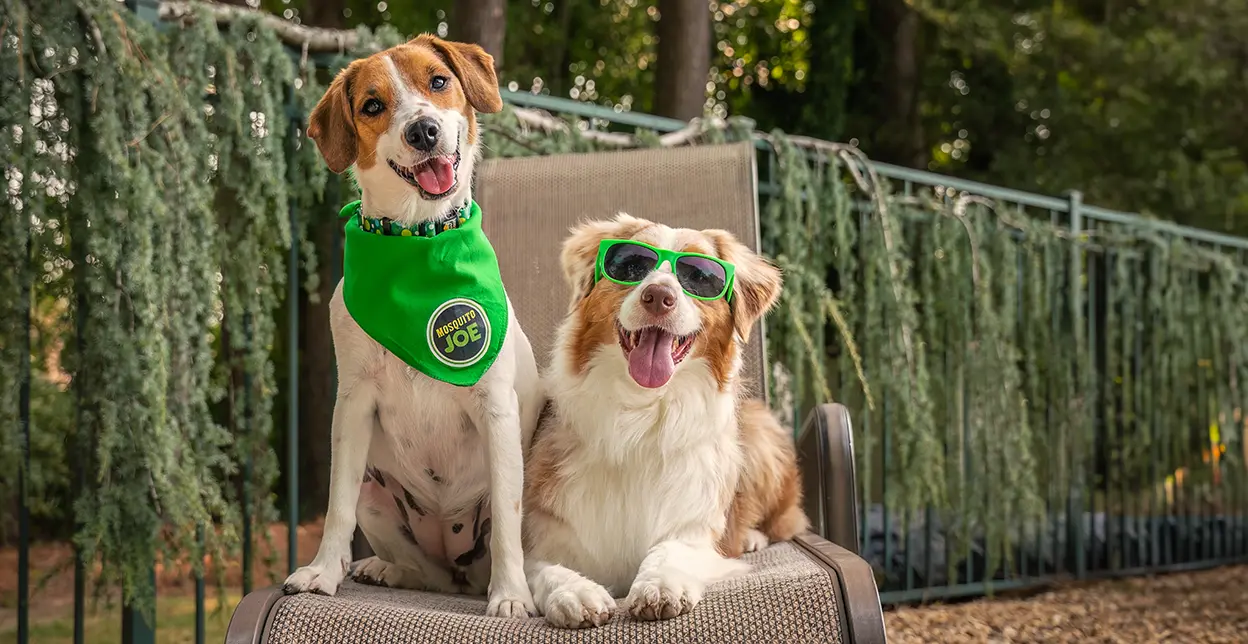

{"left": 283, "top": 386, "right": 377, "bottom": 595}
{"left": 464, "top": 385, "right": 535, "bottom": 618}
{"left": 625, "top": 537, "right": 750, "bottom": 621}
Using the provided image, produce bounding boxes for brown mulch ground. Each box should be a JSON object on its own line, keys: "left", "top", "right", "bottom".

{"left": 885, "top": 564, "right": 1248, "bottom": 643}
{"left": 6, "top": 522, "right": 1248, "bottom": 642}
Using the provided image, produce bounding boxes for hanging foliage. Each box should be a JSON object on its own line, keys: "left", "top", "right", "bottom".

{"left": 65, "top": 0, "right": 227, "bottom": 611}
{"left": 3, "top": 0, "right": 306, "bottom": 612}
{"left": 0, "top": 0, "right": 41, "bottom": 541}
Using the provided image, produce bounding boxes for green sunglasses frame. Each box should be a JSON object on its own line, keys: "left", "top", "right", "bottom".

{"left": 594, "top": 239, "right": 736, "bottom": 302}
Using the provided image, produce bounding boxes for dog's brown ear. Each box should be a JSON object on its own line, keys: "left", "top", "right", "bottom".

{"left": 414, "top": 35, "right": 503, "bottom": 114}
{"left": 706, "top": 229, "right": 783, "bottom": 341}
{"left": 559, "top": 214, "right": 650, "bottom": 308}
{"left": 308, "top": 62, "right": 359, "bottom": 174}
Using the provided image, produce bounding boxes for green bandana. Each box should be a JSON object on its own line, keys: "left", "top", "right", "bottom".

{"left": 340, "top": 199, "right": 509, "bottom": 387}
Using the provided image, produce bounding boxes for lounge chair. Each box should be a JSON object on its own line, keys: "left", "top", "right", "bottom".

{"left": 226, "top": 142, "right": 886, "bottom": 643}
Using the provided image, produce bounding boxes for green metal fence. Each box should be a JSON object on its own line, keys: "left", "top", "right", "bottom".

{"left": 847, "top": 178, "right": 1248, "bottom": 605}
{"left": 11, "top": 2, "right": 1248, "bottom": 643}
{"left": 504, "top": 90, "right": 1248, "bottom": 604}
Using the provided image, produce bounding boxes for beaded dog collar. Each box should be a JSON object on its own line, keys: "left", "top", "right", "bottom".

{"left": 356, "top": 201, "right": 473, "bottom": 238}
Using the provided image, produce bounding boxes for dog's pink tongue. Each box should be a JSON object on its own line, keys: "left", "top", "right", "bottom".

{"left": 628, "top": 328, "right": 676, "bottom": 388}
{"left": 414, "top": 157, "right": 455, "bottom": 195}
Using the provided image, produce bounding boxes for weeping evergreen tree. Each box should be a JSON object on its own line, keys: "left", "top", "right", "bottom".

{"left": 2, "top": 0, "right": 1246, "bottom": 613}
{"left": 0, "top": 0, "right": 357, "bottom": 609}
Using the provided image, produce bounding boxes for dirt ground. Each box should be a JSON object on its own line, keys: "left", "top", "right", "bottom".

{"left": 5, "top": 521, "right": 1248, "bottom": 643}
{"left": 885, "top": 564, "right": 1248, "bottom": 643}
{"left": 0, "top": 521, "right": 324, "bottom": 632}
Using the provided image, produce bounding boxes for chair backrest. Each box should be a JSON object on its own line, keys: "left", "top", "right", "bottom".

{"left": 475, "top": 142, "right": 768, "bottom": 397}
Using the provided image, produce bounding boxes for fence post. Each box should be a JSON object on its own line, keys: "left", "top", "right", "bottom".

{"left": 17, "top": 193, "right": 32, "bottom": 644}
{"left": 195, "top": 524, "right": 205, "bottom": 644}
{"left": 119, "top": 566, "right": 156, "bottom": 644}
{"left": 242, "top": 313, "right": 254, "bottom": 596}
{"left": 72, "top": 221, "right": 89, "bottom": 644}
{"left": 1066, "top": 189, "right": 1087, "bottom": 579}
{"left": 287, "top": 93, "right": 302, "bottom": 574}
{"left": 117, "top": 5, "right": 158, "bottom": 643}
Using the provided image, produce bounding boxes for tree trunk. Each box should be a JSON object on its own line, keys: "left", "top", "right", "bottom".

{"left": 870, "top": 0, "right": 924, "bottom": 168}
{"left": 795, "top": 0, "right": 855, "bottom": 141}
{"left": 302, "top": 0, "right": 346, "bottom": 29}
{"left": 654, "top": 0, "right": 711, "bottom": 121}
{"left": 297, "top": 213, "right": 339, "bottom": 516}
{"left": 451, "top": 0, "right": 507, "bottom": 68}
{"left": 548, "top": 0, "right": 578, "bottom": 97}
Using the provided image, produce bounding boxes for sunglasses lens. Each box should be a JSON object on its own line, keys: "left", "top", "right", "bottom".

{"left": 603, "top": 243, "right": 659, "bottom": 283}
{"left": 675, "top": 256, "right": 728, "bottom": 298}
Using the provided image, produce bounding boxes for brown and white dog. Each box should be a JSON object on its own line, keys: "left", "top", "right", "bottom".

{"left": 523, "top": 215, "right": 809, "bottom": 628}
{"left": 281, "top": 36, "right": 540, "bottom": 617}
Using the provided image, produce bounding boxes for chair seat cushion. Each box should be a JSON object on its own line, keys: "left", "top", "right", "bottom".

{"left": 266, "top": 542, "right": 843, "bottom": 643}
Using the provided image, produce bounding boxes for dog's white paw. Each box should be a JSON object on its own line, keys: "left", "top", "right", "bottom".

{"left": 486, "top": 582, "right": 536, "bottom": 619}
{"left": 626, "top": 570, "right": 702, "bottom": 621}
{"left": 283, "top": 560, "right": 347, "bottom": 596}
{"left": 743, "top": 528, "right": 770, "bottom": 553}
{"left": 542, "top": 578, "right": 616, "bottom": 629}
{"left": 349, "top": 556, "right": 406, "bottom": 588}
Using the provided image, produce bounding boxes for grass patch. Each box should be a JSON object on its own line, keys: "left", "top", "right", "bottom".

{"left": 0, "top": 593, "right": 237, "bottom": 644}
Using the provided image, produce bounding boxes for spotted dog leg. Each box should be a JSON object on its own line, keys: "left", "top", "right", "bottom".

{"left": 353, "top": 467, "right": 457, "bottom": 592}
{"left": 443, "top": 500, "right": 492, "bottom": 593}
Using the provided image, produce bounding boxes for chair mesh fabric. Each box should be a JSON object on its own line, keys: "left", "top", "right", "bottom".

{"left": 266, "top": 543, "right": 841, "bottom": 643}
{"left": 474, "top": 142, "right": 768, "bottom": 398}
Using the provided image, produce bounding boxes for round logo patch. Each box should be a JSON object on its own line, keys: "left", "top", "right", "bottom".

{"left": 427, "top": 298, "right": 491, "bottom": 367}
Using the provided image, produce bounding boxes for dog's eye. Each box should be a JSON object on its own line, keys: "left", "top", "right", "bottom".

{"left": 361, "top": 99, "right": 385, "bottom": 116}
{"left": 430, "top": 76, "right": 449, "bottom": 91}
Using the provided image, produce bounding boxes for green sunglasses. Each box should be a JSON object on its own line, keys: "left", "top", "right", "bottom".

{"left": 594, "top": 239, "right": 736, "bottom": 301}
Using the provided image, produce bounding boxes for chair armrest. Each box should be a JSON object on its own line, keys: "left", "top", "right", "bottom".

{"left": 226, "top": 586, "right": 287, "bottom": 644}
{"left": 794, "top": 533, "right": 887, "bottom": 644}
{"left": 797, "top": 403, "right": 861, "bottom": 554}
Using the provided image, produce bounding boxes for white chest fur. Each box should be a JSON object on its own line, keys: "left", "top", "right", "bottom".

{"left": 364, "top": 354, "right": 490, "bottom": 515}
{"left": 331, "top": 282, "right": 494, "bottom": 515}
{"left": 544, "top": 351, "right": 742, "bottom": 593}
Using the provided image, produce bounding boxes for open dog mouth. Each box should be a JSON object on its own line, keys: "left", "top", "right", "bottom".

{"left": 617, "top": 323, "right": 696, "bottom": 389}
{"left": 388, "top": 149, "right": 461, "bottom": 199}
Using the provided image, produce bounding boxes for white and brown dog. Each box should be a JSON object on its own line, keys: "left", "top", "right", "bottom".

{"left": 282, "top": 36, "right": 540, "bottom": 617}
{"left": 524, "top": 215, "right": 809, "bottom": 628}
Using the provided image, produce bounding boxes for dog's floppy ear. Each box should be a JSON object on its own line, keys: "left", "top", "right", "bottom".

{"left": 414, "top": 35, "right": 503, "bottom": 114}
{"left": 706, "top": 229, "right": 783, "bottom": 341}
{"left": 307, "top": 62, "right": 360, "bottom": 174}
{"left": 559, "top": 214, "right": 649, "bottom": 308}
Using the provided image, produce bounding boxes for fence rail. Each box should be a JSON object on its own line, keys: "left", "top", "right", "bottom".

{"left": 10, "top": 2, "right": 1248, "bottom": 643}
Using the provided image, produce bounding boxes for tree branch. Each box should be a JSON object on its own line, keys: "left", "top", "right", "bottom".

{"left": 158, "top": 0, "right": 377, "bottom": 53}
{"left": 509, "top": 108, "right": 634, "bottom": 147}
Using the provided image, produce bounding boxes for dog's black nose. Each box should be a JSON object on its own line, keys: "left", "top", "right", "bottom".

{"left": 405, "top": 117, "right": 439, "bottom": 151}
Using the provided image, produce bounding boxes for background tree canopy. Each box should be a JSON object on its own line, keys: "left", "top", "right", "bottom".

{"left": 230, "top": 1, "right": 1247, "bottom": 505}
{"left": 248, "top": 0, "right": 1247, "bottom": 234}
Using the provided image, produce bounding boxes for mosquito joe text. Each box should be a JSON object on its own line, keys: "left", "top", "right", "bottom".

{"left": 435, "top": 308, "right": 482, "bottom": 355}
